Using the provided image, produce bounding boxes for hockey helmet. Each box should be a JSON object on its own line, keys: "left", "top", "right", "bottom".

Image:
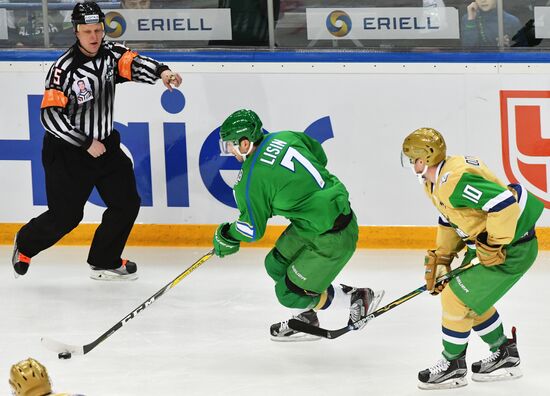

{"left": 9, "top": 358, "right": 52, "bottom": 396}
{"left": 220, "top": 109, "right": 264, "bottom": 144}
{"left": 71, "top": 1, "right": 105, "bottom": 30}
{"left": 402, "top": 127, "right": 447, "bottom": 167}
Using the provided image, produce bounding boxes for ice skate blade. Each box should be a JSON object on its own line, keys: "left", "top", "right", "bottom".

{"left": 367, "top": 290, "right": 385, "bottom": 316}
{"left": 418, "top": 377, "right": 468, "bottom": 390}
{"left": 89, "top": 271, "right": 138, "bottom": 281}
{"left": 472, "top": 366, "right": 522, "bottom": 382}
{"left": 270, "top": 334, "right": 321, "bottom": 342}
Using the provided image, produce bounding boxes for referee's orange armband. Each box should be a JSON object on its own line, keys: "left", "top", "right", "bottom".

{"left": 118, "top": 50, "right": 138, "bottom": 80}
{"left": 41, "top": 89, "right": 68, "bottom": 108}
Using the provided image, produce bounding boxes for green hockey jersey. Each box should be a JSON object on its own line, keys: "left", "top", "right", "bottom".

{"left": 424, "top": 156, "right": 544, "bottom": 254}
{"left": 226, "top": 131, "right": 351, "bottom": 242}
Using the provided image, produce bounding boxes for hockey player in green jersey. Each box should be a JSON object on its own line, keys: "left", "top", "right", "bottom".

{"left": 213, "top": 109, "right": 383, "bottom": 341}
{"left": 401, "top": 128, "right": 544, "bottom": 390}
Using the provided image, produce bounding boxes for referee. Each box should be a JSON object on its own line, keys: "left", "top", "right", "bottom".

{"left": 12, "top": 1, "right": 182, "bottom": 281}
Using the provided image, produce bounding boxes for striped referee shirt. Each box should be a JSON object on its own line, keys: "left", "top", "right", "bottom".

{"left": 40, "top": 41, "right": 168, "bottom": 148}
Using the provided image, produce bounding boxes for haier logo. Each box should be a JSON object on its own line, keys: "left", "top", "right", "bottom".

{"left": 0, "top": 91, "right": 189, "bottom": 208}
{"left": 500, "top": 90, "right": 550, "bottom": 208}
{"left": 0, "top": 93, "right": 334, "bottom": 210}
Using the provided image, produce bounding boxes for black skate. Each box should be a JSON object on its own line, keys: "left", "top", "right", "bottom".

{"left": 341, "top": 284, "right": 384, "bottom": 329}
{"left": 270, "top": 309, "right": 321, "bottom": 342}
{"left": 471, "top": 327, "right": 522, "bottom": 382}
{"left": 418, "top": 353, "right": 468, "bottom": 390}
{"left": 12, "top": 232, "right": 31, "bottom": 278}
{"left": 90, "top": 259, "right": 138, "bottom": 281}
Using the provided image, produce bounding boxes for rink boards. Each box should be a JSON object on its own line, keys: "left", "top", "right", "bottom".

{"left": 1, "top": 51, "right": 550, "bottom": 247}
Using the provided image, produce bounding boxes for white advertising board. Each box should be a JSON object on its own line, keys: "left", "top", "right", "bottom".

{"left": 104, "top": 9, "right": 232, "bottom": 41}
{"left": 535, "top": 7, "right": 550, "bottom": 38}
{"left": 1, "top": 61, "right": 549, "bottom": 227}
{"left": 306, "top": 7, "right": 459, "bottom": 40}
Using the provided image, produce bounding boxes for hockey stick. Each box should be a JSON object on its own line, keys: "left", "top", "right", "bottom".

{"left": 41, "top": 249, "right": 214, "bottom": 358}
{"left": 288, "top": 259, "right": 479, "bottom": 340}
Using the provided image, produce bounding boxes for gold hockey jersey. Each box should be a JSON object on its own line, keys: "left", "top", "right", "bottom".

{"left": 423, "top": 156, "right": 544, "bottom": 255}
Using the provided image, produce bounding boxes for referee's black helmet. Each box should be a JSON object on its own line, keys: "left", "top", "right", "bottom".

{"left": 71, "top": 1, "right": 105, "bottom": 30}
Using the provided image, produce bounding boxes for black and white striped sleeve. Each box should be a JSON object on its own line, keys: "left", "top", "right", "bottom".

{"left": 112, "top": 42, "right": 166, "bottom": 85}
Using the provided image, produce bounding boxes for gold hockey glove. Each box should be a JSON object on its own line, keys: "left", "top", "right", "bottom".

{"left": 424, "top": 250, "right": 456, "bottom": 296}
{"left": 475, "top": 240, "right": 506, "bottom": 266}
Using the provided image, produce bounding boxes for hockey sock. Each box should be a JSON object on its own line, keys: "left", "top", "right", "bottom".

{"left": 473, "top": 309, "right": 506, "bottom": 352}
{"left": 312, "top": 284, "right": 348, "bottom": 311}
{"left": 442, "top": 327, "right": 470, "bottom": 360}
{"left": 441, "top": 288, "right": 472, "bottom": 360}
{"left": 314, "top": 284, "right": 335, "bottom": 310}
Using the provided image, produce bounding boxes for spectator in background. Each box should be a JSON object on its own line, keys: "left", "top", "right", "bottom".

{"left": 210, "top": 0, "right": 281, "bottom": 46}
{"left": 504, "top": 0, "right": 544, "bottom": 26}
{"left": 506, "top": 0, "right": 547, "bottom": 47}
{"left": 10, "top": 2, "right": 66, "bottom": 47}
{"left": 461, "top": 0, "right": 522, "bottom": 47}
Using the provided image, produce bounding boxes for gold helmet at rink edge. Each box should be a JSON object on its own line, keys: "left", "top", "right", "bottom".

{"left": 9, "top": 358, "right": 53, "bottom": 396}
{"left": 402, "top": 127, "right": 447, "bottom": 167}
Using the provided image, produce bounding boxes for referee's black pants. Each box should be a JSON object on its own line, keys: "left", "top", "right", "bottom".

{"left": 17, "top": 131, "right": 141, "bottom": 269}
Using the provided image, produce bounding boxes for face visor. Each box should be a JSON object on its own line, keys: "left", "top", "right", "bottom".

{"left": 400, "top": 151, "right": 427, "bottom": 184}
{"left": 219, "top": 139, "right": 239, "bottom": 156}
{"left": 219, "top": 139, "right": 255, "bottom": 160}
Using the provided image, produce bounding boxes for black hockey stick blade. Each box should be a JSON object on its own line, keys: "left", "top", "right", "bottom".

{"left": 289, "top": 259, "right": 478, "bottom": 340}
{"left": 289, "top": 285, "right": 426, "bottom": 339}
{"left": 41, "top": 249, "right": 214, "bottom": 357}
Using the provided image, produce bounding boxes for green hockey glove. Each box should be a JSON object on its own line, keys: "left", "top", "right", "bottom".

{"left": 213, "top": 222, "right": 240, "bottom": 258}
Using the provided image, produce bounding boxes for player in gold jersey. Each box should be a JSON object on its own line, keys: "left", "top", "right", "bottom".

{"left": 401, "top": 128, "right": 544, "bottom": 390}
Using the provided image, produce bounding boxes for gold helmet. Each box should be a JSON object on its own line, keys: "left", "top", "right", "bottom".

{"left": 9, "top": 358, "right": 52, "bottom": 396}
{"left": 402, "top": 127, "right": 446, "bottom": 167}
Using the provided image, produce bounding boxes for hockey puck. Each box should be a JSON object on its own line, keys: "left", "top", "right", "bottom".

{"left": 58, "top": 352, "right": 72, "bottom": 360}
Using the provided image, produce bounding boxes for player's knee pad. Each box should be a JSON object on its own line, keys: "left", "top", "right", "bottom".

{"left": 472, "top": 306, "right": 497, "bottom": 325}
{"left": 264, "top": 248, "right": 288, "bottom": 281}
{"left": 273, "top": 276, "right": 321, "bottom": 309}
{"left": 274, "top": 281, "right": 305, "bottom": 308}
{"left": 284, "top": 275, "right": 320, "bottom": 297}
{"left": 441, "top": 287, "right": 475, "bottom": 331}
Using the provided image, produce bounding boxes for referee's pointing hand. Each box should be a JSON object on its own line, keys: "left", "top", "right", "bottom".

{"left": 161, "top": 70, "right": 182, "bottom": 92}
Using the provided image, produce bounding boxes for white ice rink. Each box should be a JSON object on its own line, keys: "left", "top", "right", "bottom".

{"left": 1, "top": 246, "right": 549, "bottom": 396}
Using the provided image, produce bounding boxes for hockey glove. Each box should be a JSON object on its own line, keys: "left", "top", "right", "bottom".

{"left": 475, "top": 238, "right": 506, "bottom": 267}
{"left": 424, "top": 250, "right": 457, "bottom": 296}
{"left": 213, "top": 222, "right": 240, "bottom": 258}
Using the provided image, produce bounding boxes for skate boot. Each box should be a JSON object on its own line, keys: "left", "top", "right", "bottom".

{"left": 12, "top": 233, "right": 31, "bottom": 278}
{"left": 471, "top": 327, "right": 522, "bottom": 382}
{"left": 270, "top": 309, "right": 321, "bottom": 342}
{"left": 90, "top": 259, "right": 138, "bottom": 281}
{"left": 341, "top": 284, "right": 385, "bottom": 329}
{"left": 418, "top": 352, "right": 468, "bottom": 390}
